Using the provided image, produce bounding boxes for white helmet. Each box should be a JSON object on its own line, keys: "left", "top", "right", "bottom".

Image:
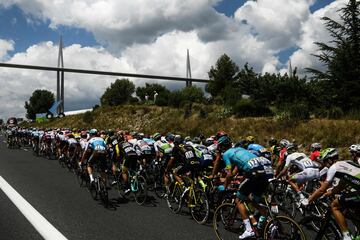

{"left": 349, "top": 144, "right": 360, "bottom": 154}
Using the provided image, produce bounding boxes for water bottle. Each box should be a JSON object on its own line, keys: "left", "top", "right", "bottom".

{"left": 257, "top": 216, "right": 266, "bottom": 229}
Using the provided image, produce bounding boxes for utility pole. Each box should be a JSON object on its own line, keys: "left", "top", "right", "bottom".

{"left": 186, "top": 49, "right": 192, "bottom": 87}
{"left": 57, "top": 35, "right": 64, "bottom": 113}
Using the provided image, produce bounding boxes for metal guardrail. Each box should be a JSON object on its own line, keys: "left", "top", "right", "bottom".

{"left": 0, "top": 63, "right": 210, "bottom": 83}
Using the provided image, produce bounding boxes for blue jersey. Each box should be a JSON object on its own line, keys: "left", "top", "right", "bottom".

{"left": 85, "top": 137, "right": 106, "bottom": 152}
{"left": 247, "top": 144, "right": 265, "bottom": 152}
{"left": 143, "top": 138, "right": 155, "bottom": 145}
{"left": 222, "top": 147, "right": 272, "bottom": 173}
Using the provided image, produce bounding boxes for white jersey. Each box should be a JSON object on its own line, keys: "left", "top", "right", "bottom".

{"left": 79, "top": 139, "right": 88, "bottom": 150}
{"left": 326, "top": 160, "right": 360, "bottom": 189}
{"left": 285, "top": 152, "right": 319, "bottom": 170}
{"left": 67, "top": 138, "right": 77, "bottom": 145}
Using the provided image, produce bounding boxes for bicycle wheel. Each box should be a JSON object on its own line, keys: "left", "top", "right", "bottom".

{"left": 263, "top": 215, "right": 306, "bottom": 240}
{"left": 190, "top": 189, "right": 210, "bottom": 224}
{"left": 116, "top": 173, "right": 127, "bottom": 199}
{"left": 99, "top": 179, "right": 109, "bottom": 208}
{"left": 89, "top": 180, "right": 98, "bottom": 200}
{"left": 272, "top": 190, "right": 296, "bottom": 217}
{"left": 213, "top": 203, "right": 243, "bottom": 240}
{"left": 316, "top": 219, "right": 343, "bottom": 240}
{"left": 166, "top": 181, "right": 182, "bottom": 213}
{"left": 134, "top": 175, "right": 147, "bottom": 205}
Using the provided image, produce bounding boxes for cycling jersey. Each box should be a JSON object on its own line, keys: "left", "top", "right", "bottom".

{"left": 285, "top": 152, "right": 319, "bottom": 170}
{"left": 154, "top": 140, "right": 173, "bottom": 155}
{"left": 222, "top": 147, "right": 272, "bottom": 173}
{"left": 193, "top": 144, "right": 213, "bottom": 168}
{"left": 326, "top": 160, "right": 360, "bottom": 190}
{"left": 85, "top": 137, "right": 106, "bottom": 153}
{"left": 310, "top": 150, "right": 320, "bottom": 161}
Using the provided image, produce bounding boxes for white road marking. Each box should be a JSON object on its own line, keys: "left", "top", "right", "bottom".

{"left": 0, "top": 176, "right": 68, "bottom": 240}
{"left": 2, "top": 141, "right": 6, "bottom": 143}
{"left": 23, "top": 149, "right": 28, "bottom": 152}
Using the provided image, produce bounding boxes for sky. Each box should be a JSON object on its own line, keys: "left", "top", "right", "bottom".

{"left": 0, "top": 0, "right": 346, "bottom": 119}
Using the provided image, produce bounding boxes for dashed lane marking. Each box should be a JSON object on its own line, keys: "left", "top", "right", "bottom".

{"left": 22, "top": 149, "right": 28, "bottom": 152}
{"left": 0, "top": 176, "right": 68, "bottom": 240}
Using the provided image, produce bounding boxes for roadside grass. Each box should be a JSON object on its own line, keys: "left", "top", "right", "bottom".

{"left": 27, "top": 104, "right": 360, "bottom": 157}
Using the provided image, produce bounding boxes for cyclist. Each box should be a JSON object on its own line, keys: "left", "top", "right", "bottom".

{"left": 349, "top": 144, "right": 360, "bottom": 165}
{"left": 81, "top": 129, "right": 107, "bottom": 185}
{"left": 276, "top": 143, "right": 320, "bottom": 203}
{"left": 119, "top": 136, "right": 138, "bottom": 194}
{"left": 221, "top": 144, "right": 274, "bottom": 239}
{"left": 275, "top": 139, "right": 290, "bottom": 175}
{"left": 165, "top": 135, "right": 201, "bottom": 191}
{"left": 303, "top": 149, "right": 360, "bottom": 240}
{"left": 310, "top": 142, "right": 322, "bottom": 161}
{"left": 247, "top": 143, "right": 272, "bottom": 160}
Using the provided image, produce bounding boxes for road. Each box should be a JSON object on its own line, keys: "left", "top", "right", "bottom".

{"left": 0, "top": 134, "right": 317, "bottom": 240}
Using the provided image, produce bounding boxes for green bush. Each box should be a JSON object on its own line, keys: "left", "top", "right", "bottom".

{"left": 327, "top": 107, "right": 344, "bottom": 119}
{"left": 232, "top": 99, "right": 272, "bottom": 117}
{"left": 83, "top": 111, "right": 94, "bottom": 125}
{"left": 288, "top": 103, "right": 310, "bottom": 120}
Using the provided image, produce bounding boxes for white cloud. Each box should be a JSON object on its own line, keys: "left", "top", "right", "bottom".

{"left": 0, "top": 39, "right": 14, "bottom": 60}
{"left": 234, "top": 0, "right": 314, "bottom": 52}
{"left": 0, "top": 0, "right": 349, "bottom": 118}
{"left": 0, "top": 41, "right": 130, "bottom": 119}
{"left": 284, "top": 0, "right": 347, "bottom": 74}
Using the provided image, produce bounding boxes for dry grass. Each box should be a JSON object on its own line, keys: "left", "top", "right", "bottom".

{"left": 30, "top": 104, "right": 360, "bottom": 156}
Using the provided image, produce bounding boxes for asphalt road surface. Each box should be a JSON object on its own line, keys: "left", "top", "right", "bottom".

{"left": 0, "top": 134, "right": 317, "bottom": 240}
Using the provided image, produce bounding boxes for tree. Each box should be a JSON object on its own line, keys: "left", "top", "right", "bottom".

{"left": 100, "top": 79, "right": 135, "bottom": 106}
{"left": 25, "top": 90, "right": 54, "bottom": 120}
{"left": 136, "top": 83, "right": 170, "bottom": 101}
{"left": 307, "top": 0, "right": 360, "bottom": 111}
{"left": 205, "top": 54, "right": 239, "bottom": 98}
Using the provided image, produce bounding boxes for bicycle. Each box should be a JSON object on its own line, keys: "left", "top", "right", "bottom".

{"left": 213, "top": 191, "right": 306, "bottom": 240}
{"left": 116, "top": 168, "right": 148, "bottom": 205}
{"left": 166, "top": 171, "right": 210, "bottom": 224}
{"left": 89, "top": 164, "right": 109, "bottom": 208}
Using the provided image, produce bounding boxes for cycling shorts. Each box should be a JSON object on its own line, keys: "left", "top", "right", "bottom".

{"left": 290, "top": 168, "right": 319, "bottom": 184}
{"left": 237, "top": 172, "right": 268, "bottom": 203}
{"left": 339, "top": 191, "right": 360, "bottom": 210}
{"left": 122, "top": 155, "right": 137, "bottom": 173}
{"left": 88, "top": 151, "right": 107, "bottom": 172}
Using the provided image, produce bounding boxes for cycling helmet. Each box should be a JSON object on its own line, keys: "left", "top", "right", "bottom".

{"left": 108, "top": 129, "right": 115, "bottom": 137}
{"left": 349, "top": 144, "right": 360, "bottom": 155}
{"left": 153, "top": 133, "right": 161, "bottom": 141}
{"left": 89, "top": 129, "right": 98, "bottom": 136}
{"left": 286, "top": 143, "right": 297, "bottom": 153}
{"left": 204, "top": 137, "right": 214, "bottom": 146}
{"left": 184, "top": 136, "right": 192, "bottom": 142}
{"left": 268, "top": 137, "right": 277, "bottom": 146}
{"left": 320, "top": 148, "right": 339, "bottom": 162}
{"left": 311, "top": 142, "right": 322, "bottom": 151}
{"left": 80, "top": 131, "right": 87, "bottom": 138}
{"left": 215, "top": 131, "right": 227, "bottom": 140}
{"left": 192, "top": 137, "right": 201, "bottom": 144}
{"left": 67, "top": 133, "right": 74, "bottom": 138}
{"left": 245, "top": 135, "right": 255, "bottom": 143}
{"left": 218, "top": 136, "right": 232, "bottom": 151}
{"left": 166, "top": 133, "right": 175, "bottom": 142}
{"left": 279, "top": 139, "right": 290, "bottom": 148}
{"left": 174, "top": 135, "right": 183, "bottom": 145}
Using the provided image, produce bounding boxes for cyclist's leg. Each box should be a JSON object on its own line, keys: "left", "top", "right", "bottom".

{"left": 333, "top": 193, "right": 360, "bottom": 239}
{"left": 87, "top": 151, "right": 96, "bottom": 182}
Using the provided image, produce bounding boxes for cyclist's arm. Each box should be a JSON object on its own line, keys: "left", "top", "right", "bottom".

{"left": 308, "top": 181, "right": 329, "bottom": 203}
{"left": 211, "top": 152, "right": 221, "bottom": 177}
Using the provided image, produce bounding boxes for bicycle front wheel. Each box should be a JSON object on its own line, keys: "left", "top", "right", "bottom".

{"left": 263, "top": 215, "right": 306, "bottom": 240}
{"left": 213, "top": 203, "right": 243, "bottom": 240}
{"left": 134, "top": 175, "right": 147, "bottom": 205}
{"left": 190, "top": 189, "right": 209, "bottom": 224}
